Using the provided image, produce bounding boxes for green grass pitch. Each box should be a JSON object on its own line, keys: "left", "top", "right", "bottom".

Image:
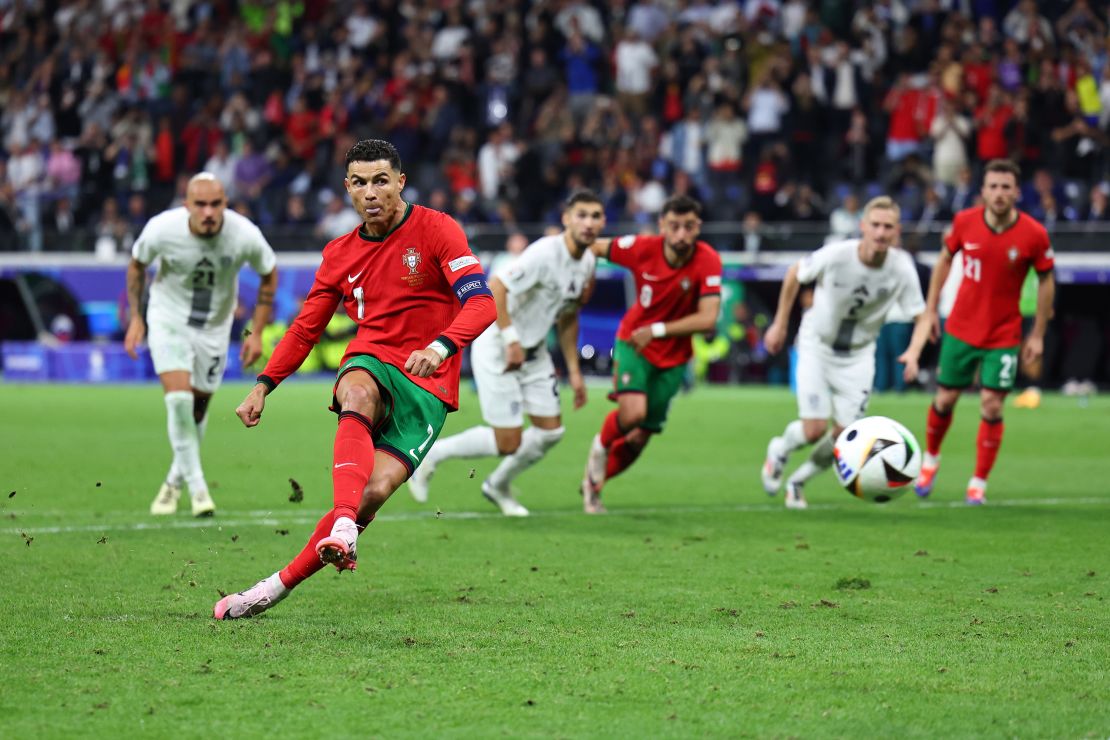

{"left": 1, "top": 382, "right": 1107, "bottom": 737}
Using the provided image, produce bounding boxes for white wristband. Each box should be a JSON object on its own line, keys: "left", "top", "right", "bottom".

{"left": 500, "top": 325, "right": 521, "bottom": 345}
{"left": 426, "top": 340, "right": 449, "bottom": 360}
{"left": 651, "top": 322, "right": 667, "bottom": 338}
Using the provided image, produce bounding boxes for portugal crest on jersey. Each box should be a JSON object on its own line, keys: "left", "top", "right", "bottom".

{"left": 403, "top": 247, "right": 422, "bottom": 273}
{"left": 401, "top": 246, "right": 426, "bottom": 287}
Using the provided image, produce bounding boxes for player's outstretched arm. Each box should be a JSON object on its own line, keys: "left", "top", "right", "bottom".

{"left": 124, "top": 258, "right": 148, "bottom": 359}
{"left": 236, "top": 382, "right": 268, "bottom": 428}
{"left": 240, "top": 268, "right": 278, "bottom": 367}
{"left": 764, "top": 262, "right": 801, "bottom": 355}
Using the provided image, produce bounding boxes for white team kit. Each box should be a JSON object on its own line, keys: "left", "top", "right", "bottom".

{"left": 471, "top": 234, "right": 596, "bottom": 427}
{"left": 794, "top": 239, "right": 926, "bottom": 425}
{"left": 133, "top": 207, "right": 277, "bottom": 392}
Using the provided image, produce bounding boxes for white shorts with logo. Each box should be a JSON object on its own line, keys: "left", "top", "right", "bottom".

{"left": 794, "top": 340, "right": 875, "bottom": 428}
{"left": 147, "top": 319, "right": 230, "bottom": 394}
{"left": 470, "top": 329, "right": 560, "bottom": 428}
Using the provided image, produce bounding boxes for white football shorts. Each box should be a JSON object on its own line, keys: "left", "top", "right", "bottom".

{"left": 470, "top": 329, "right": 561, "bottom": 428}
{"left": 794, "top": 339, "right": 875, "bottom": 428}
{"left": 147, "top": 319, "right": 231, "bottom": 394}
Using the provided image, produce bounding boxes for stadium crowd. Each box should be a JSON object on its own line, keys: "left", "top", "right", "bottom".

{"left": 2, "top": 0, "right": 1110, "bottom": 253}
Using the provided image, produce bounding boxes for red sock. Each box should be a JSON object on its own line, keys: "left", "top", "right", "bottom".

{"left": 974, "top": 417, "right": 1004, "bottom": 480}
{"left": 279, "top": 512, "right": 332, "bottom": 588}
{"left": 333, "top": 411, "right": 375, "bottom": 522}
{"left": 926, "top": 403, "right": 954, "bottom": 457}
{"left": 600, "top": 410, "right": 624, "bottom": 449}
{"left": 605, "top": 434, "right": 650, "bottom": 480}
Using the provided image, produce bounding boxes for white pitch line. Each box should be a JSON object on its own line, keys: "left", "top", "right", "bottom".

{"left": 2, "top": 496, "right": 1108, "bottom": 536}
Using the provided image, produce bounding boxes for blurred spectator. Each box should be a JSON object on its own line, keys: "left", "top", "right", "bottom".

{"left": 45, "top": 140, "right": 81, "bottom": 201}
{"left": 705, "top": 101, "right": 747, "bottom": 220}
{"left": 614, "top": 28, "right": 658, "bottom": 117}
{"left": 315, "top": 192, "right": 361, "bottom": 241}
{"left": 477, "top": 122, "right": 520, "bottom": 208}
{"left": 948, "top": 166, "right": 977, "bottom": 213}
{"left": 281, "top": 193, "right": 315, "bottom": 227}
{"left": 7, "top": 139, "right": 44, "bottom": 251}
{"left": 828, "top": 192, "right": 862, "bottom": 241}
{"left": 913, "top": 186, "right": 952, "bottom": 234}
{"left": 94, "top": 198, "right": 132, "bottom": 258}
{"left": 741, "top": 211, "right": 763, "bottom": 263}
{"left": 930, "top": 98, "right": 971, "bottom": 187}
{"left": 1084, "top": 184, "right": 1110, "bottom": 222}
{"left": 204, "top": 140, "right": 239, "bottom": 201}
{"left": 1003, "top": 0, "right": 1054, "bottom": 50}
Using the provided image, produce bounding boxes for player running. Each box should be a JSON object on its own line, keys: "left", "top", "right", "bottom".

{"left": 125, "top": 172, "right": 278, "bottom": 517}
{"left": 761, "top": 196, "right": 929, "bottom": 509}
{"left": 915, "top": 159, "right": 1055, "bottom": 505}
{"left": 214, "top": 139, "right": 495, "bottom": 619}
{"left": 408, "top": 190, "right": 604, "bottom": 516}
{"left": 579, "top": 195, "right": 722, "bottom": 514}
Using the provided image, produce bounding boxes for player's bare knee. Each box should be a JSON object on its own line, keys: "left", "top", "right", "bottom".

{"left": 618, "top": 409, "right": 646, "bottom": 430}
{"left": 934, "top": 388, "right": 959, "bottom": 414}
{"left": 339, "top": 381, "right": 381, "bottom": 416}
{"left": 980, "top": 393, "right": 1004, "bottom": 421}
{"left": 802, "top": 419, "right": 827, "bottom": 443}
{"left": 495, "top": 428, "right": 523, "bottom": 455}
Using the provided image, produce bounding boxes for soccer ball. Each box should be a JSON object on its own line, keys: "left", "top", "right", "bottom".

{"left": 833, "top": 416, "right": 922, "bottom": 503}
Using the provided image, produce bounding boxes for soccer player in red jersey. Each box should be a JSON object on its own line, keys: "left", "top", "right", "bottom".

{"left": 214, "top": 139, "right": 496, "bottom": 619}
{"left": 579, "top": 195, "right": 723, "bottom": 513}
{"left": 916, "top": 159, "right": 1055, "bottom": 505}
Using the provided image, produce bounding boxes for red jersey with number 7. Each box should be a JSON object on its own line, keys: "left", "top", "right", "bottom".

{"left": 259, "top": 204, "right": 495, "bottom": 410}
{"left": 607, "top": 234, "right": 723, "bottom": 368}
{"left": 943, "top": 206, "right": 1053, "bottom": 349}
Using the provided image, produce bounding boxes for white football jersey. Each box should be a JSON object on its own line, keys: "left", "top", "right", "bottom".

{"left": 133, "top": 207, "right": 277, "bottom": 331}
{"left": 796, "top": 239, "right": 925, "bottom": 354}
{"left": 489, "top": 233, "right": 596, "bottom": 348}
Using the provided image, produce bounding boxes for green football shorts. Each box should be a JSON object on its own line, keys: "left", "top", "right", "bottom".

{"left": 333, "top": 354, "right": 448, "bottom": 474}
{"left": 610, "top": 339, "right": 687, "bottom": 433}
{"left": 936, "top": 334, "right": 1020, "bottom": 391}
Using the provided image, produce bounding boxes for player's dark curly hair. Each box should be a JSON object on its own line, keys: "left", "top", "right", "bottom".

{"left": 660, "top": 195, "right": 702, "bottom": 218}
{"left": 563, "top": 188, "right": 603, "bottom": 210}
{"left": 345, "top": 139, "right": 402, "bottom": 172}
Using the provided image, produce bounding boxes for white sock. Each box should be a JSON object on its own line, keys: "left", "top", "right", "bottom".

{"left": 430, "top": 425, "right": 499, "bottom": 464}
{"left": 788, "top": 433, "right": 834, "bottom": 485}
{"left": 489, "top": 426, "right": 565, "bottom": 489}
{"left": 968, "top": 476, "right": 987, "bottom": 490}
{"left": 164, "top": 412, "right": 207, "bottom": 486}
{"left": 266, "top": 572, "right": 290, "bottom": 598}
{"left": 165, "top": 391, "right": 208, "bottom": 497}
{"left": 331, "top": 515, "right": 358, "bottom": 540}
{"left": 924, "top": 452, "right": 940, "bottom": 468}
{"left": 782, "top": 420, "right": 809, "bottom": 454}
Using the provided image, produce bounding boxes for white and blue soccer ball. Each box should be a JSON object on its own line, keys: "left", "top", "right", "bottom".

{"left": 833, "top": 416, "right": 922, "bottom": 503}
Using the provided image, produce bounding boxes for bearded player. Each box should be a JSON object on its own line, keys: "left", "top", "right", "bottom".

{"left": 915, "top": 159, "right": 1055, "bottom": 505}
{"left": 579, "top": 195, "right": 722, "bottom": 514}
